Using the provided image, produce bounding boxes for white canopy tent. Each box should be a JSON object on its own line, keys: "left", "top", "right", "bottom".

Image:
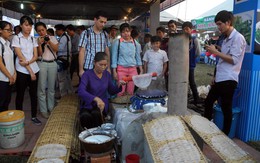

{"left": 164, "top": 0, "right": 233, "bottom": 21}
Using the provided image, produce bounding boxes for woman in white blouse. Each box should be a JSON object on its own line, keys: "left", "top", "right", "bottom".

{"left": 0, "top": 21, "right": 16, "bottom": 112}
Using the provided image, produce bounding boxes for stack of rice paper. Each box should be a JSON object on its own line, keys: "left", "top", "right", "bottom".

{"left": 143, "top": 116, "right": 207, "bottom": 163}
{"left": 183, "top": 115, "right": 255, "bottom": 162}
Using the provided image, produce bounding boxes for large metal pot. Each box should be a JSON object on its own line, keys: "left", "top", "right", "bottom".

{"left": 79, "top": 130, "right": 115, "bottom": 154}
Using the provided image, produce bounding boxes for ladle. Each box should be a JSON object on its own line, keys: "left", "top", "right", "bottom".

{"left": 84, "top": 127, "right": 93, "bottom": 136}
{"left": 84, "top": 127, "right": 103, "bottom": 143}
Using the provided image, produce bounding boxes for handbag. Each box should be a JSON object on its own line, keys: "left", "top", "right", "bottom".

{"left": 57, "top": 57, "right": 69, "bottom": 70}
{"left": 46, "top": 44, "right": 69, "bottom": 71}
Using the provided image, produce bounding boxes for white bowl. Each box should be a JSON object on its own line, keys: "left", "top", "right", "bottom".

{"left": 101, "top": 123, "right": 115, "bottom": 130}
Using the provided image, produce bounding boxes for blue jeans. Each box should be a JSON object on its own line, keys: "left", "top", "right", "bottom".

{"left": 37, "top": 61, "right": 57, "bottom": 113}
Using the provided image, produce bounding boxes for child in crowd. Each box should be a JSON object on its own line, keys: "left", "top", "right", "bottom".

{"left": 156, "top": 26, "right": 169, "bottom": 90}
{"left": 111, "top": 23, "right": 143, "bottom": 96}
{"left": 12, "top": 16, "right": 41, "bottom": 125}
{"left": 143, "top": 36, "right": 168, "bottom": 90}
{"left": 142, "top": 33, "right": 152, "bottom": 58}
{"left": 0, "top": 21, "right": 16, "bottom": 112}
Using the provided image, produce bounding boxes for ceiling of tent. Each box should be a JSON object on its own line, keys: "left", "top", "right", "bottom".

{"left": 0, "top": 0, "right": 167, "bottom": 21}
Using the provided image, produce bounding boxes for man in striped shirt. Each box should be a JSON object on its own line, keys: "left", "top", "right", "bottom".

{"left": 78, "top": 11, "right": 111, "bottom": 76}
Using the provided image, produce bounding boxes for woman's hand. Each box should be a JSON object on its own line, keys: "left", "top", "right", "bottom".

{"left": 13, "top": 73, "right": 17, "bottom": 83}
{"left": 19, "top": 59, "right": 29, "bottom": 67}
{"left": 113, "top": 71, "right": 118, "bottom": 81}
{"left": 30, "top": 73, "right": 36, "bottom": 81}
{"left": 118, "top": 80, "right": 126, "bottom": 87}
{"left": 94, "top": 97, "right": 105, "bottom": 112}
{"left": 38, "top": 36, "right": 45, "bottom": 45}
{"left": 9, "top": 76, "right": 15, "bottom": 85}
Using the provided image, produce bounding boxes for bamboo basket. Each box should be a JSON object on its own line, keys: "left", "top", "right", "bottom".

{"left": 183, "top": 115, "right": 256, "bottom": 162}
{"left": 143, "top": 116, "right": 207, "bottom": 163}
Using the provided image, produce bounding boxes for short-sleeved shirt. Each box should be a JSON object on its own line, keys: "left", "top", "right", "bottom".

{"left": 216, "top": 29, "right": 246, "bottom": 83}
{"left": 57, "top": 33, "right": 71, "bottom": 57}
{"left": 143, "top": 49, "right": 168, "bottom": 76}
{"left": 41, "top": 36, "right": 58, "bottom": 60}
{"left": 78, "top": 26, "right": 110, "bottom": 70}
{"left": 12, "top": 32, "right": 39, "bottom": 74}
{"left": 111, "top": 38, "right": 142, "bottom": 68}
{"left": 0, "top": 37, "right": 15, "bottom": 82}
{"left": 71, "top": 33, "right": 80, "bottom": 55}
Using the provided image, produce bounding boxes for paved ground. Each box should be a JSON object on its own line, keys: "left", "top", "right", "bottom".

{"left": 0, "top": 90, "right": 48, "bottom": 156}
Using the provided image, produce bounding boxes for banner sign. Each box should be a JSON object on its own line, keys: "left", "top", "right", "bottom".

{"left": 191, "top": 15, "right": 217, "bottom": 30}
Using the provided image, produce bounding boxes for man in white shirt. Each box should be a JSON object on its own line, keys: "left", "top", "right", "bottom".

{"left": 204, "top": 10, "right": 246, "bottom": 136}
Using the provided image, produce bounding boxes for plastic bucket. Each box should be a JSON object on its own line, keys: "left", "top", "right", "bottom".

{"left": 0, "top": 110, "right": 25, "bottom": 149}
{"left": 213, "top": 105, "right": 241, "bottom": 138}
{"left": 125, "top": 154, "right": 140, "bottom": 163}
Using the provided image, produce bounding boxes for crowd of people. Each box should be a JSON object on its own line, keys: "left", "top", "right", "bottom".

{"left": 0, "top": 10, "right": 246, "bottom": 137}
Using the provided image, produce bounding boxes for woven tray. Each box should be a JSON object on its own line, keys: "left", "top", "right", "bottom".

{"left": 110, "top": 95, "right": 132, "bottom": 104}
{"left": 143, "top": 116, "right": 207, "bottom": 163}
{"left": 183, "top": 115, "right": 255, "bottom": 162}
{"left": 27, "top": 95, "right": 80, "bottom": 163}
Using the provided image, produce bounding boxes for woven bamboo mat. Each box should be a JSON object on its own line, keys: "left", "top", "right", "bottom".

{"left": 143, "top": 116, "right": 207, "bottom": 163}
{"left": 27, "top": 95, "right": 80, "bottom": 163}
{"left": 183, "top": 115, "right": 256, "bottom": 162}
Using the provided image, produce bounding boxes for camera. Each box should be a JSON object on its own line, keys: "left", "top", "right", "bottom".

{"left": 205, "top": 39, "right": 217, "bottom": 46}
{"left": 44, "top": 36, "right": 50, "bottom": 42}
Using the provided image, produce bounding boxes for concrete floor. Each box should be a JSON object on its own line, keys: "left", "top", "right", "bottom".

{"left": 0, "top": 90, "right": 48, "bottom": 156}
{"left": 0, "top": 84, "right": 260, "bottom": 162}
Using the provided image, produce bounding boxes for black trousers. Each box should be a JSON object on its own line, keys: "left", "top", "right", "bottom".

{"left": 70, "top": 54, "right": 79, "bottom": 80}
{"left": 79, "top": 107, "right": 103, "bottom": 129}
{"left": 0, "top": 81, "right": 12, "bottom": 112}
{"left": 189, "top": 68, "right": 199, "bottom": 103}
{"left": 16, "top": 71, "right": 38, "bottom": 118}
{"left": 204, "top": 80, "right": 237, "bottom": 135}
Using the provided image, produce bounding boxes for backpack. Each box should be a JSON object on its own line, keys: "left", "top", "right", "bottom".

{"left": 18, "top": 36, "right": 33, "bottom": 44}
{"left": 85, "top": 28, "right": 108, "bottom": 41}
{"left": 57, "top": 33, "right": 70, "bottom": 70}
{"left": 0, "top": 41, "right": 15, "bottom": 66}
{"left": 117, "top": 38, "right": 137, "bottom": 62}
{"left": 80, "top": 28, "right": 109, "bottom": 68}
{"left": 0, "top": 41, "right": 6, "bottom": 66}
{"left": 81, "top": 28, "right": 109, "bottom": 48}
